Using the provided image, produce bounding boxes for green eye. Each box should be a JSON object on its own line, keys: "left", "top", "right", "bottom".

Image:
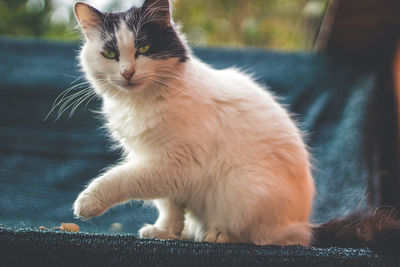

{"left": 138, "top": 45, "right": 150, "bottom": 54}
{"left": 102, "top": 50, "right": 116, "bottom": 60}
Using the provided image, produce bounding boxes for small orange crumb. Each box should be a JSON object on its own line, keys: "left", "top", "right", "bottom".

{"left": 60, "top": 223, "right": 80, "bottom": 232}
{"left": 39, "top": 223, "right": 80, "bottom": 232}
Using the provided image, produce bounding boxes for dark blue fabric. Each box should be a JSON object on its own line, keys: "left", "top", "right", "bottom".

{"left": 0, "top": 37, "right": 398, "bottom": 265}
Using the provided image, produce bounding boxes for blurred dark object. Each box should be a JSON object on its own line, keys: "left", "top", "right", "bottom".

{"left": 315, "top": 0, "right": 400, "bottom": 55}
{"left": 315, "top": 0, "right": 400, "bottom": 210}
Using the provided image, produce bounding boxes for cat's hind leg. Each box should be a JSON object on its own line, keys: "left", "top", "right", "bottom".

{"left": 181, "top": 213, "right": 234, "bottom": 243}
{"left": 139, "top": 199, "right": 184, "bottom": 240}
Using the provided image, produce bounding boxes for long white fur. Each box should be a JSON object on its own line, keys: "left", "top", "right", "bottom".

{"left": 73, "top": 2, "right": 315, "bottom": 245}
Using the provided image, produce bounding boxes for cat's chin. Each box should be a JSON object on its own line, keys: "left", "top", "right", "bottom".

{"left": 115, "top": 82, "right": 144, "bottom": 92}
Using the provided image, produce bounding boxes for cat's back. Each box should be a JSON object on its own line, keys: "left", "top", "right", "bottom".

{"left": 188, "top": 57, "right": 287, "bottom": 118}
{"left": 187, "top": 58, "right": 301, "bottom": 144}
{"left": 185, "top": 58, "right": 310, "bottom": 178}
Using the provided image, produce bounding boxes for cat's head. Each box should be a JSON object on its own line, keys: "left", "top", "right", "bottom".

{"left": 74, "top": 0, "right": 188, "bottom": 96}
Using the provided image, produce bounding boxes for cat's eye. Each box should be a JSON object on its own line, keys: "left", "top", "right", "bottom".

{"left": 101, "top": 50, "right": 116, "bottom": 60}
{"left": 138, "top": 45, "right": 150, "bottom": 54}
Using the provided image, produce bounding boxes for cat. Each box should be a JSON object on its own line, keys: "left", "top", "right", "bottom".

{"left": 72, "top": 0, "right": 400, "bottom": 250}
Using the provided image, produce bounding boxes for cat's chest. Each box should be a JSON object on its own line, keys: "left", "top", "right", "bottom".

{"left": 103, "top": 103, "right": 166, "bottom": 151}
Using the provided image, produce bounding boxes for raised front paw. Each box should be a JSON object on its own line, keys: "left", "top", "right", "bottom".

{"left": 73, "top": 190, "right": 109, "bottom": 219}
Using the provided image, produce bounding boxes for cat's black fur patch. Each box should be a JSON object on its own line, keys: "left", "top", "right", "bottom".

{"left": 96, "top": 1, "right": 187, "bottom": 62}
{"left": 312, "top": 208, "right": 400, "bottom": 256}
{"left": 101, "top": 13, "right": 122, "bottom": 61}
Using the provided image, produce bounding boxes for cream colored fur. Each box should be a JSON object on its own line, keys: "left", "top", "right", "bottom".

{"left": 73, "top": 2, "right": 315, "bottom": 246}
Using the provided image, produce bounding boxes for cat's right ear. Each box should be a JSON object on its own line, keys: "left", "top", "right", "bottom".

{"left": 74, "top": 2, "right": 103, "bottom": 40}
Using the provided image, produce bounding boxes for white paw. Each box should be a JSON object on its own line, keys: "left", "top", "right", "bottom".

{"left": 139, "top": 224, "right": 178, "bottom": 240}
{"left": 73, "top": 190, "right": 109, "bottom": 219}
{"left": 203, "top": 230, "right": 231, "bottom": 243}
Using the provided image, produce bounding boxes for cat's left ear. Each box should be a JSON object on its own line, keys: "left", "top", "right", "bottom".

{"left": 74, "top": 2, "right": 103, "bottom": 40}
{"left": 141, "top": 0, "right": 172, "bottom": 26}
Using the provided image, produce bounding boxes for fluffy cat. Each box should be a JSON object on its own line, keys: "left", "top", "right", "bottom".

{"left": 72, "top": 0, "right": 400, "bottom": 250}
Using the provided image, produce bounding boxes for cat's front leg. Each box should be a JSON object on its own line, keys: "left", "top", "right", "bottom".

{"left": 139, "top": 199, "right": 184, "bottom": 239}
{"left": 73, "top": 162, "right": 183, "bottom": 219}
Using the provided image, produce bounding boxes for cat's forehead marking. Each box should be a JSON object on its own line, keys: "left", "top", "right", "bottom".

{"left": 115, "top": 21, "right": 136, "bottom": 57}
{"left": 123, "top": 11, "right": 139, "bottom": 34}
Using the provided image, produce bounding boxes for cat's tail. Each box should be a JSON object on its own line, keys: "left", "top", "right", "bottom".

{"left": 311, "top": 207, "right": 400, "bottom": 256}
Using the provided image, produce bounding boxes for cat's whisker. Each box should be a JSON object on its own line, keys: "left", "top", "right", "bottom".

{"left": 150, "top": 78, "right": 195, "bottom": 98}
{"left": 55, "top": 87, "right": 95, "bottom": 120}
{"left": 156, "top": 68, "right": 185, "bottom": 78}
{"left": 68, "top": 91, "right": 96, "bottom": 119}
{"left": 136, "top": 7, "right": 154, "bottom": 33}
{"left": 155, "top": 71, "right": 186, "bottom": 82}
{"left": 69, "top": 76, "right": 87, "bottom": 85}
{"left": 83, "top": 94, "right": 99, "bottom": 111}
{"left": 55, "top": 82, "right": 89, "bottom": 104}
{"left": 135, "top": 3, "right": 169, "bottom": 34}
{"left": 44, "top": 82, "right": 91, "bottom": 121}
{"left": 62, "top": 73, "right": 85, "bottom": 80}
{"left": 57, "top": 89, "right": 92, "bottom": 119}
{"left": 152, "top": 75, "right": 186, "bottom": 83}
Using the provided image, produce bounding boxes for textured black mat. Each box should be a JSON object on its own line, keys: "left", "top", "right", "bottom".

{"left": 1, "top": 226, "right": 399, "bottom": 267}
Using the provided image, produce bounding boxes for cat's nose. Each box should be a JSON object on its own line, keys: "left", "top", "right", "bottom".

{"left": 120, "top": 69, "right": 135, "bottom": 81}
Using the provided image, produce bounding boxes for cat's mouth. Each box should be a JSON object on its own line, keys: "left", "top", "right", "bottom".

{"left": 124, "top": 81, "right": 142, "bottom": 87}
{"left": 112, "top": 80, "right": 142, "bottom": 90}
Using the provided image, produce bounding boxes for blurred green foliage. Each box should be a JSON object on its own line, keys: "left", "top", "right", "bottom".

{"left": 0, "top": 0, "right": 327, "bottom": 50}
{"left": 0, "top": 0, "right": 73, "bottom": 39}
{"left": 174, "top": 0, "right": 327, "bottom": 50}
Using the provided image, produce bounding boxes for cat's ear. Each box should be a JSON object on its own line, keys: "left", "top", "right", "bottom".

{"left": 141, "top": 0, "right": 171, "bottom": 26}
{"left": 74, "top": 2, "right": 103, "bottom": 39}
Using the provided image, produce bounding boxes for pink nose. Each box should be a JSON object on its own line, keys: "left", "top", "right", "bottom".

{"left": 120, "top": 69, "right": 135, "bottom": 81}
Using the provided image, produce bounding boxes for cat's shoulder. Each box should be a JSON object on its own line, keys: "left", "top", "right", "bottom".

{"left": 187, "top": 57, "right": 261, "bottom": 90}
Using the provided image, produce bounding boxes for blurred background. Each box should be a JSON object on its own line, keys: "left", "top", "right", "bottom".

{"left": 0, "top": 0, "right": 328, "bottom": 51}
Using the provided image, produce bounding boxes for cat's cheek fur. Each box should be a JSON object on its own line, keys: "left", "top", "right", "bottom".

{"left": 80, "top": 42, "right": 114, "bottom": 95}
